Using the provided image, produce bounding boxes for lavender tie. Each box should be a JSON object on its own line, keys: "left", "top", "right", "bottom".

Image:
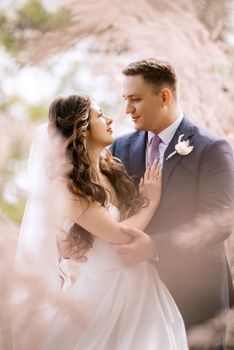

{"left": 148, "top": 135, "right": 161, "bottom": 167}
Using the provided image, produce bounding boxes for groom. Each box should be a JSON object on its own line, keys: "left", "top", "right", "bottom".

{"left": 110, "top": 58, "right": 234, "bottom": 338}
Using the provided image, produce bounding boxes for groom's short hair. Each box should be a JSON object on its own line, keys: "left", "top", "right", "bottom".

{"left": 122, "top": 58, "right": 177, "bottom": 96}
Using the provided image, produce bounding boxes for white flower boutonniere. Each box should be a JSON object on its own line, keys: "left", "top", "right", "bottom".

{"left": 166, "top": 134, "right": 193, "bottom": 160}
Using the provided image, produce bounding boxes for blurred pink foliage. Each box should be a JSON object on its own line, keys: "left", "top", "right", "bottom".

{"left": 1, "top": 1, "right": 234, "bottom": 348}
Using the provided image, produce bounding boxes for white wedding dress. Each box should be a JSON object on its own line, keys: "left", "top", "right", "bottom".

{"left": 42, "top": 205, "right": 188, "bottom": 350}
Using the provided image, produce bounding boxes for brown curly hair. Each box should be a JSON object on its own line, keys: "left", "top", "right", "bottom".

{"left": 48, "top": 94, "right": 147, "bottom": 260}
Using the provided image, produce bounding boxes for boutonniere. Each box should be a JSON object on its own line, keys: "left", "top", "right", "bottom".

{"left": 166, "top": 134, "right": 193, "bottom": 160}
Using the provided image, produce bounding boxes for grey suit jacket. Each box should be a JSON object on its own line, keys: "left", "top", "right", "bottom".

{"left": 110, "top": 116, "right": 234, "bottom": 328}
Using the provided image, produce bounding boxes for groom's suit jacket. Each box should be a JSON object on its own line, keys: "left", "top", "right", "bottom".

{"left": 110, "top": 116, "right": 234, "bottom": 329}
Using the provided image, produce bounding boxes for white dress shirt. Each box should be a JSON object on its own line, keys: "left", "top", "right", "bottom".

{"left": 146, "top": 111, "right": 184, "bottom": 167}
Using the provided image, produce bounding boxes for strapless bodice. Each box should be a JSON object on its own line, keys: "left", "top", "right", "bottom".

{"left": 60, "top": 204, "right": 125, "bottom": 273}
{"left": 81, "top": 204, "right": 125, "bottom": 271}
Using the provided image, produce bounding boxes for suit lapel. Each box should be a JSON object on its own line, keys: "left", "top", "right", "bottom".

{"left": 162, "top": 117, "right": 194, "bottom": 191}
{"left": 129, "top": 131, "right": 147, "bottom": 180}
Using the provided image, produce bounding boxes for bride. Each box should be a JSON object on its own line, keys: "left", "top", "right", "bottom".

{"left": 15, "top": 94, "right": 188, "bottom": 349}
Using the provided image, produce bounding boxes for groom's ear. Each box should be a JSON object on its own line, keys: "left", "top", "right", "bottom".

{"left": 161, "top": 88, "right": 172, "bottom": 106}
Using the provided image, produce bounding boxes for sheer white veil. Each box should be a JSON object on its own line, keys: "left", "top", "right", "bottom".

{"left": 15, "top": 123, "right": 62, "bottom": 287}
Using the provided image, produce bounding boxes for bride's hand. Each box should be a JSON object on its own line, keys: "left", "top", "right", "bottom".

{"left": 139, "top": 160, "right": 162, "bottom": 208}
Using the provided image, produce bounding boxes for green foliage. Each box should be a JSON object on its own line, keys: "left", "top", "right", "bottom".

{"left": 0, "top": 197, "right": 26, "bottom": 224}
{"left": 0, "top": 1, "right": 71, "bottom": 53}
{"left": 9, "top": 142, "right": 23, "bottom": 161}
{"left": 15, "top": 0, "right": 70, "bottom": 31}
{"left": 0, "top": 10, "right": 19, "bottom": 51}
{"left": 0, "top": 94, "right": 18, "bottom": 109}
{"left": 1, "top": 167, "right": 14, "bottom": 183}
{"left": 46, "top": 7, "right": 71, "bottom": 31}
{"left": 0, "top": 142, "right": 28, "bottom": 224}
{"left": 0, "top": 10, "right": 7, "bottom": 27}
{"left": 0, "top": 30, "right": 16, "bottom": 49}
{"left": 27, "top": 104, "right": 47, "bottom": 122}
{"left": 15, "top": 0, "right": 49, "bottom": 30}
{"left": 213, "top": 63, "right": 230, "bottom": 77}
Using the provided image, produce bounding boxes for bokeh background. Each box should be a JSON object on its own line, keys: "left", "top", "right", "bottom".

{"left": 1, "top": 0, "right": 234, "bottom": 348}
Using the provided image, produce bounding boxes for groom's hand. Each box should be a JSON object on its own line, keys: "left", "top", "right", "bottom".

{"left": 110, "top": 226, "right": 157, "bottom": 266}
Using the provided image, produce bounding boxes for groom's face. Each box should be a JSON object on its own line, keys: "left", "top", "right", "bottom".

{"left": 122, "top": 74, "right": 165, "bottom": 133}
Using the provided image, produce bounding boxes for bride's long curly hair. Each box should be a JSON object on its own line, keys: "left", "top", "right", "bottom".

{"left": 48, "top": 94, "right": 147, "bottom": 260}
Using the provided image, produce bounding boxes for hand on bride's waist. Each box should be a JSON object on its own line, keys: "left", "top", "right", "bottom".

{"left": 110, "top": 225, "right": 158, "bottom": 266}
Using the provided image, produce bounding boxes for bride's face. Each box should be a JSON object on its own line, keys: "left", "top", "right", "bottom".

{"left": 86, "top": 101, "right": 113, "bottom": 148}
